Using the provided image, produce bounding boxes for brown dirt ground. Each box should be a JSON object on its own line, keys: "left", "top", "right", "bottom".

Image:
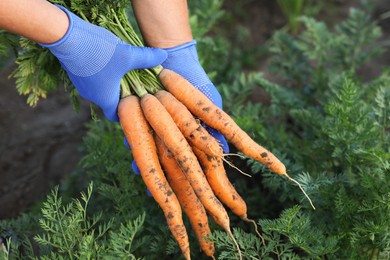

{"left": 0, "top": 0, "right": 389, "bottom": 220}
{"left": 0, "top": 65, "right": 91, "bottom": 219}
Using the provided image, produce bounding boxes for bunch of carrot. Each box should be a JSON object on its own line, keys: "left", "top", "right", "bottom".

{"left": 117, "top": 65, "right": 312, "bottom": 259}
{"left": 60, "top": 7, "right": 314, "bottom": 259}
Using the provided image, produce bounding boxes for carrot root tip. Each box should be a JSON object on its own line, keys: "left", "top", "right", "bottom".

{"left": 241, "top": 216, "right": 266, "bottom": 246}
{"left": 227, "top": 230, "right": 242, "bottom": 260}
{"left": 284, "top": 173, "right": 316, "bottom": 210}
{"left": 222, "top": 156, "right": 252, "bottom": 178}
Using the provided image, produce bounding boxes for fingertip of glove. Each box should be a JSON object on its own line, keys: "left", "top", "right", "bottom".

{"left": 146, "top": 188, "right": 153, "bottom": 197}
{"left": 132, "top": 160, "right": 141, "bottom": 175}
{"left": 104, "top": 110, "right": 119, "bottom": 122}
{"left": 123, "top": 137, "right": 130, "bottom": 150}
{"left": 149, "top": 47, "right": 168, "bottom": 65}
{"left": 135, "top": 46, "right": 168, "bottom": 68}
{"left": 155, "top": 48, "right": 168, "bottom": 61}
{"left": 220, "top": 137, "right": 230, "bottom": 154}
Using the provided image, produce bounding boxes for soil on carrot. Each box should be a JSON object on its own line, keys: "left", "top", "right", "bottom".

{"left": 0, "top": 0, "right": 389, "bottom": 220}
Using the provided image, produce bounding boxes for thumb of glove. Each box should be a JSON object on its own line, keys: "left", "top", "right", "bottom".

{"left": 123, "top": 45, "right": 168, "bottom": 71}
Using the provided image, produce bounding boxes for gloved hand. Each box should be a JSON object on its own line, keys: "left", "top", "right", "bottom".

{"left": 131, "top": 40, "right": 229, "bottom": 175}
{"left": 39, "top": 5, "right": 167, "bottom": 122}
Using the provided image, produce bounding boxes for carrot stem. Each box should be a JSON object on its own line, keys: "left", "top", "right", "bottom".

{"left": 120, "top": 77, "right": 132, "bottom": 98}
{"left": 153, "top": 65, "right": 164, "bottom": 75}
{"left": 123, "top": 73, "right": 147, "bottom": 97}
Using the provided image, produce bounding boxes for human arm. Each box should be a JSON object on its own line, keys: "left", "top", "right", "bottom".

{"left": 0, "top": 0, "right": 69, "bottom": 44}
{"left": 131, "top": 0, "right": 192, "bottom": 48}
{"left": 0, "top": 0, "right": 167, "bottom": 121}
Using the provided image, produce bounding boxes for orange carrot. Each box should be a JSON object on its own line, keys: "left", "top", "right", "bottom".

{"left": 141, "top": 93, "right": 242, "bottom": 259}
{"left": 117, "top": 95, "right": 190, "bottom": 260}
{"left": 158, "top": 69, "right": 315, "bottom": 209}
{"left": 192, "top": 147, "right": 246, "bottom": 217}
{"left": 154, "top": 90, "right": 223, "bottom": 157}
{"left": 140, "top": 93, "right": 227, "bottom": 227}
{"left": 154, "top": 134, "right": 215, "bottom": 258}
{"left": 158, "top": 69, "right": 316, "bottom": 210}
{"left": 192, "top": 146, "right": 265, "bottom": 244}
{"left": 158, "top": 69, "right": 286, "bottom": 175}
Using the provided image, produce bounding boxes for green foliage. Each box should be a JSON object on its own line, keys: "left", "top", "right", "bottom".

{"left": 10, "top": 38, "right": 67, "bottom": 107}
{"left": 106, "top": 213, "right": 145, "bottom": 259}
{"left": 33, "top": 183, "right": 113, "bottom": 259}
{"left": 188, "top": 0, "right": 225, "bottom": 40}
{"left": 210, "top": 206, "right": 338, "bottom": 259}
{"left": 229, "top": 5, "right": 390, "bottom": 259}
{"left": 217, "top": 3, "right": 389, "bottom": 259}
{"left": 211, "top": 228, "right": 263, "bottom": 259}
{"left": 0, "top": 31, "right": 16, "bottom": 56}
{"left": 0, "top": 183, "right": 147, "bottom": 260}
{"left": 0, "top": 30, "right": 18, "bottom": 69}
{"left": 1, "top": 26, "right": 67, "bottom": 106}
{"left": 259, "top": 206, "right": 338, "bottom": 257}
{"left": 0, "top": 120, "right": 201, "bottom": 260}
{"left": 277, "top": 0, "right": 306, "bottom": 33}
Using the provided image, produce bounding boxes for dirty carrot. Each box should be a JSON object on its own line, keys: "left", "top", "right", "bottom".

{"left": 140, "top": 93, "right": 242, "bottom": 259}
{"left": 154, "top": 90, "right": 223, "bottom": 157}
{"left": 158, "top": 68, "right": 286, "bottom": 175}
{"left": 155, "top": 134, "right": 215, "bottom": 258}
{"left": 192, "top": 146, "right": 246, "bottom": 217}
{"left": 140, "top": 93, "right": 228, "bottom": 228}
{"left": 192, "top": 146, "right": 265, "bottom": 244}
{"left": 117, "top": 95, "right": 190, "bottom": 260}
{"left": 158, "top": 69, "right": 315, "bottom": 210}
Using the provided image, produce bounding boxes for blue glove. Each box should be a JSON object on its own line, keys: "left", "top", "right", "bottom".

{"left": 39, "top": 5, "right": 167, "bottom": 122}
{"left": 131, "top": 40, "right": 229, "bottom": 175}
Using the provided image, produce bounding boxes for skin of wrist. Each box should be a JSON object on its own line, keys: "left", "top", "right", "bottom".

{"left": 131, "top": 0, "right": 193, "bottom": 49}
{"left": 0, "top": 0, "right": 69, "bottom": 44}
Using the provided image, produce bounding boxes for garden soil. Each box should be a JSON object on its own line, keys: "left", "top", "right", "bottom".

{"left": 0, "top": 65, "right": 91, "bottom": 219}
{"left": 1, "top": 0, "right": 389, "bottom": 220}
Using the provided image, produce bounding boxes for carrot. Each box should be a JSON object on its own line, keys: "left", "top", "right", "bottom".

{"left": 140, "top": 93, "right": 227, "bottom": 227}
{"left": 192, "top": 146, "right": 265, "bottom": 244}
{"left": 117, "top": 95, "right": 190, "bottom": 260}
{"left": 192, "top": 147, "right": 247, "bottom": 216}
{"left": 158, "top": 69, "right": 286, "bottom": 175}
{"left": 140, "top": 93, "right": 243, "bottom": 259}
{"left": 154, "top": 90, "right": 223, "bottom": 157}
{"left": 158, "top": 69, "right": 316, "bottom": 210}
{"left": 154, "top": 134, "right": 215, "bottom": 258}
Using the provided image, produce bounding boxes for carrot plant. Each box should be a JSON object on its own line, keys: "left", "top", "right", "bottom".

{"left": 225, "top": 6, "right": 390, "bottom": 260}
{"left": 277, "top": 0, "right": 307, "bottom": 33}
